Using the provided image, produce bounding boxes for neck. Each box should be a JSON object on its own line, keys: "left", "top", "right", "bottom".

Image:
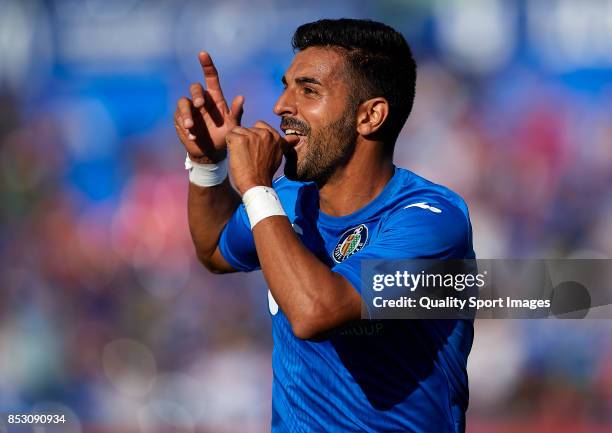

{"left": 318, "top": 140, "right": 395, "bottom": 217}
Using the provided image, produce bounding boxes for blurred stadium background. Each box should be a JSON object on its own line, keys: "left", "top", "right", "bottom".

{"left": 1, "top": 0, "right": 611, "bottom": 432}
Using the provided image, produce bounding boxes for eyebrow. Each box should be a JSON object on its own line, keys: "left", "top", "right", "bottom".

{"left": 281, "top": 75, "right": 323, "bottom": 86}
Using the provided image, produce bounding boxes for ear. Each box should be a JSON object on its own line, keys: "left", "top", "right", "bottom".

{"left": 356, "top": 97, "right": 389, "bottom": 136}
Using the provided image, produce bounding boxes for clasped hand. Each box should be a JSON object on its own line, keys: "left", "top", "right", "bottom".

{"left": 226, "top": 121, "right": 286, "bottom": 196}
{"left": 174, "top": 51, "right": 287, "bottom": 195}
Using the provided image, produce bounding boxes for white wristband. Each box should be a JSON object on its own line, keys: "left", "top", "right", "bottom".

{"left": 185, "top": 155, "right": 228, "bottom": 187}
{"left": 242, "top": 186, "right": 287, "bottom": 229}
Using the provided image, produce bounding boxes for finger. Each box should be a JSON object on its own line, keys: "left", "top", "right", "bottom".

{"left": 173, "top": 110, "right": 184, "bottom": 134}
{"left": 253, "top": 120, "right": 280, "bottom": 138}
{"left": 253, "top": 120, "right": 272, "bottom": 129}
{"left": 189, "top": 83, "right": 206, "bottom": 108}
{"left": 177, "top": 97, "right": 194, "bottom": 129}
{"left": 250, "top": 127, "right": 274, "bottom": 139}
{"left": 174, "top": 106, "right": 197, "bottom": 141}
{"left": 173, "top": 109, "right": 184, "bottom": 130}
{"left": 202, "top": 90, "right": 224, "bottom": 127}
{"left": 174, "top": 109, "right": 199, "bottom": 151}
{"left": 230, "top": 126, "right": 254, "bottom": 136}
{"left": 230, "top": 95, "right": 245, "bottom": 125}
{"left": 199, "top": 51, "right": 227, "bottom": 106}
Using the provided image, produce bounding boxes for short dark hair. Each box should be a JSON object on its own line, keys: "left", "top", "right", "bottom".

{"left": 292, "top": 18, "right": 417, "bottom": 145}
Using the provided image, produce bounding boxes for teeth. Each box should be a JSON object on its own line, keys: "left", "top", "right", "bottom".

{"left": 284, "top": 129, "right": 300, "bottom": 136}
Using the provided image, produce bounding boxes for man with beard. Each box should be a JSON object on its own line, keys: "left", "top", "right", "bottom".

{"left": 174, "top": 19, "right": 475, "bottom": 433}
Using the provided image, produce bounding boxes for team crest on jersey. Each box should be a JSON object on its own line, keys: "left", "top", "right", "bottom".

{"left": 333, "top": 224, "right": 368, "bottom": 263}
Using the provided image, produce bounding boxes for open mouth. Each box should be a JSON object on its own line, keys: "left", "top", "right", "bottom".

{"left": 281, "top": 128, "right": 307, "bottom": 150}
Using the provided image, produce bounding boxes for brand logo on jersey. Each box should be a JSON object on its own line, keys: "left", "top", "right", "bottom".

{"left": 268, "top": 290, "right": 279, "bottom": 315}
{"left": 333, "top": 224, "right": 368, "bottom": 263}
{"left": 404, "top": 202, "right": 442, "bottom": 213}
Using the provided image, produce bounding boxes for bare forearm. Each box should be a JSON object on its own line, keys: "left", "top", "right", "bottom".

{"left": 188, "top": 178, "right": 241, "bottom": 271}
{"left": 252, "top": 217, "right": 361, "bottom": 338}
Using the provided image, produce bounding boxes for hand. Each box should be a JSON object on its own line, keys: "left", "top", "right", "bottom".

{"left": 174, "top": 51, "right": 244, "bottom": 163}
{"left": 226, "top": 121, "right": 286, "bottom": 195}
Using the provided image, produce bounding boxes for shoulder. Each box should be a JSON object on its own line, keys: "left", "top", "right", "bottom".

{"left": 387, "top": 168, "right": 471, "bottom": 226}
{"left": 392, "top": 168, "right": 470, "bottom": 215}
{"left": 380, "top": 168, "right": 473, "bottom": 257}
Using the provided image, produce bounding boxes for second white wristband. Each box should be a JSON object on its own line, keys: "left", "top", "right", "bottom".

{"left": 242, "top": 186, "right": 287, "bottom": 229}
{"left": 185, "top": 155, "right": 228, "bottom": 187}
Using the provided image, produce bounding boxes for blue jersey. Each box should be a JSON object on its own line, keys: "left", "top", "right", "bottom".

{"left": 218, "top": 166, "right": 475, "bottom": 433}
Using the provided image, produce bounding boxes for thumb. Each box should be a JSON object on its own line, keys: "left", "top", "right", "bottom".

{"left": 230, "top": 95, "right": 245, "bottom": 125}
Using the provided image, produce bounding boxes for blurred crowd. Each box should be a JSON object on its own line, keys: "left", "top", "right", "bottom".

{"left": 0, "top": 0, "right": 611, "bottom": 432}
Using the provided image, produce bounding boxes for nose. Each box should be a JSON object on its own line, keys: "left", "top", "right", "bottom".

{"left": 273, "top": 88, "right": 297, "bottom": 117}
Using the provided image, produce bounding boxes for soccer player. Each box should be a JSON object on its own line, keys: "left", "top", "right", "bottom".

{"left": 174, "top": 19, "right": 475, "bottom": 433}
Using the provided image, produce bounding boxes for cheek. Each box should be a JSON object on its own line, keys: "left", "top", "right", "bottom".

{"left": 299, "top": 95, "right": 341, "bottom": 128}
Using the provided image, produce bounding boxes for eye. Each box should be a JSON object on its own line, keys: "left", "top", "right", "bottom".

{"left": 303, "top": 87, "right": 317, "bottom": 95}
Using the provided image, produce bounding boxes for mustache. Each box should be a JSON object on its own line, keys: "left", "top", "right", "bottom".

{"left": 280, "top": 117, "right": 311, "bottom": 135}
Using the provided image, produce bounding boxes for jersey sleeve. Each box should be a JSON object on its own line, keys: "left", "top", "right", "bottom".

{"left": 217, "top": 176, "right": 305, "bottom": 273}
{"left": 218, "top": 203, "right": 260, "bottom": 272}
{"left": 332, "top": 201, "right": 472, "bottom": 295}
